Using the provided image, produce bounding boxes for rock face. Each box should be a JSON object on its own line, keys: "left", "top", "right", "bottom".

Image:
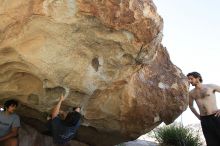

{"left": 0, "top": 0, "right": 189, "bottom": 145}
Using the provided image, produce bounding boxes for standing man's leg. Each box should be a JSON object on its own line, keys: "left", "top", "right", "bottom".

{"left": 213, "top": 116, "right": 220, "bottom": 145}
{"left": 201, "top": 117, "right": 219, "bottom": 146}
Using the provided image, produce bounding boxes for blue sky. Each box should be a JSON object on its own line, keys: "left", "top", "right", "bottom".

{"left": 153, "top": 0, "right": 220, "bottom": 125}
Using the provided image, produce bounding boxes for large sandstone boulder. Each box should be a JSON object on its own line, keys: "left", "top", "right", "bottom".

{"left": 0, "top": 0, "right": 189, "bottom": 145}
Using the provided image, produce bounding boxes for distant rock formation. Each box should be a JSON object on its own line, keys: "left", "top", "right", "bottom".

{"left": 0, "top": 0, "right": 189, "bottom": 145}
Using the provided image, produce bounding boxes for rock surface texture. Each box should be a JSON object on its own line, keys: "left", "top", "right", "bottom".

{"left": 0, "top": 0, "right": 189, "bottom": 145}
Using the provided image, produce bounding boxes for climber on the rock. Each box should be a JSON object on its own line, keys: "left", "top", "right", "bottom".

{"left": 0, "top": 99, "right": 20, "bottom": 146}
{"left": 47, "top": 94, "right": 81, "bottom": 146}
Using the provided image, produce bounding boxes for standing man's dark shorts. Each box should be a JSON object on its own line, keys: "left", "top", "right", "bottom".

{"left": 201, "top": 114, "right": 220, "bottom": 146}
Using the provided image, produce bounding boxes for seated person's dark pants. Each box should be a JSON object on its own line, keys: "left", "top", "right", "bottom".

{"left": 201, "top": 114, "right": 220, "bottom": 146}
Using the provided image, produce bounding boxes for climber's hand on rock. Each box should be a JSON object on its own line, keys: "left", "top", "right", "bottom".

{"left": 59, "top": 94, "right": 64, "bottom": 102}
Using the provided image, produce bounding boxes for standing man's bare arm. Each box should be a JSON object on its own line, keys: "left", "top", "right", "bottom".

{"left": 211, "top": 84, "right": 220, "bottom": 117}
{"left": 189, "top": 94, "right": 200, "bottom": 120}
{"left": 211, "top": 84, "right": 220, "bottom": 93}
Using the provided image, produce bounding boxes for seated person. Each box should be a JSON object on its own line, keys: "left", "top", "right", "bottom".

{"left": 0, "top": 99, "right": 20, "bottom": 146}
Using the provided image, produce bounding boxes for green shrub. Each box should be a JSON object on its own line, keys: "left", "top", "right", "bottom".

{"left": 154, "top": 124, "right": 202, "bottom": 146}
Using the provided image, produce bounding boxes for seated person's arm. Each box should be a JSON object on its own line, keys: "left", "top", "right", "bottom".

{"left": 0, "top": 127, "right": 19, "bottom": 142}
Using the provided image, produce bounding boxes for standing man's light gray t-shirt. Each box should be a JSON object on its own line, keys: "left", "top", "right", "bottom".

{"left": 0, "top": 111, "right": 20, "bottom": 137}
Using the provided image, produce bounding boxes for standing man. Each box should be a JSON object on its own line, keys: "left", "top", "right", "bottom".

{"left": 0, "top": 99, "right": 20, "bottom": 146}
{"left": 187, "top": 72, "right": 220, "bottom": 146}
{"left": 49, "top": 95, "right": 81, "bottom": 146}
